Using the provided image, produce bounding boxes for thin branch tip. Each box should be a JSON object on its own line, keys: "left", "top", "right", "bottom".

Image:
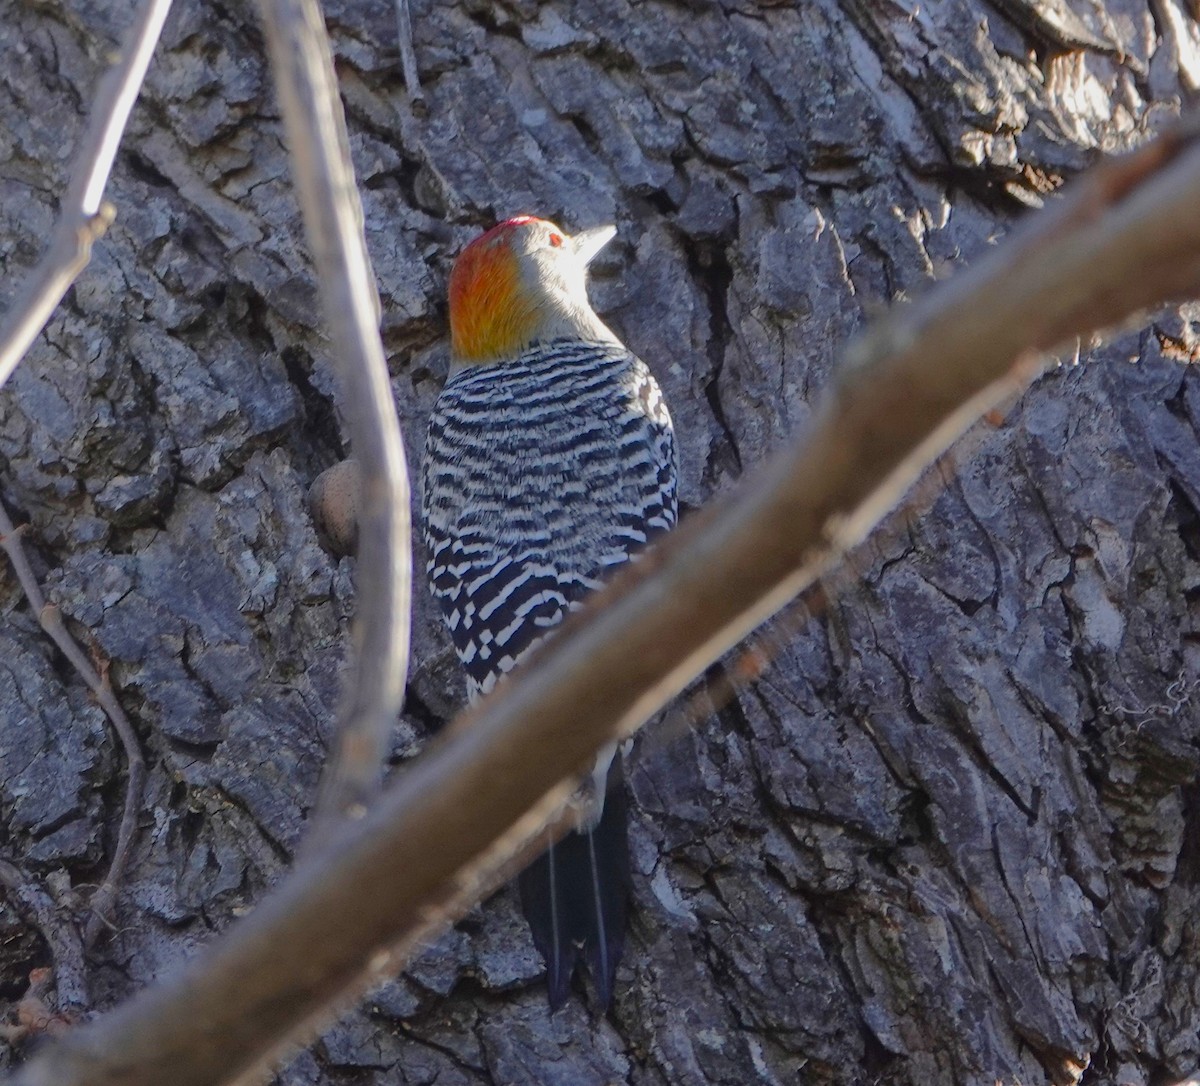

{"left": 0, "top": 0, "right": 170, "bottom": 391}
{"left": 394, "top": 0, "right": 423, "bottom": 99}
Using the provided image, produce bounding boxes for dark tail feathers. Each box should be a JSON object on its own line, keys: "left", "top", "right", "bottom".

{"left": 518, "top": 772, "right": 630, "bottom": 1011}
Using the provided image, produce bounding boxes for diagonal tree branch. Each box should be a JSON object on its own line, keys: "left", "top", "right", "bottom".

{"left": 256, "top": 0, "right": 412, "bottom": 835}
{"left": 0, "top": 0, "right": 173, "bottom": 389}
{"left": 7, "top": 113, "right": 1200, "bottom": 1086}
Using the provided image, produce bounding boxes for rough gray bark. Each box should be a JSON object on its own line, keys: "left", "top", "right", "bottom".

{"left": 1, "top": 2, "right": 1199, "bottom": 1085}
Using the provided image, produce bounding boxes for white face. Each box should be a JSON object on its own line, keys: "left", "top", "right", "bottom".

{"left": 512, "top": 219, "right": 584, "bottom": 305}
{"left": 511, "top": 219, "right": 616, "bottom": 310}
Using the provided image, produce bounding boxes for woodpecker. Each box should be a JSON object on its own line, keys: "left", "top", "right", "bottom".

{"left": 421, "top": 216, "right": 678, "bottom": 1009}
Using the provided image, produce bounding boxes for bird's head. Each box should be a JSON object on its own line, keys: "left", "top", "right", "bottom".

{"left": 448, "top": 216, "right": 617, "bottom": 366}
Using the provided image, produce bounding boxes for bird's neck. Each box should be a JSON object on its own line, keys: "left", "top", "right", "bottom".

{"left": 450, "top": 301, "right": 618, "bottom": 371}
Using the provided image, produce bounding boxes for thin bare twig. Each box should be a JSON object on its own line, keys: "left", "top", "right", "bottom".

{"left": 9, "top": 114, "right": 1200, "bottom": 1086}
{"left": 0, "top": 861, "right": 88, "bottom": 1012}
{"left": 393, "top": 0, "right": 423, "bottom": 99}
{"left": 0, "top": 503, "right": 146, "bottom": 948}
{"left": 256, "top": 0, "right": 411, "bottom": 835}
{"left": 0, "top": 0, "right": 173, "bottom": 389}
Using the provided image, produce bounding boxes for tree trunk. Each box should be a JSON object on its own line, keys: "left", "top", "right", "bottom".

{"left": 1, "top": 1, "right": 1199, "bottom": 1084}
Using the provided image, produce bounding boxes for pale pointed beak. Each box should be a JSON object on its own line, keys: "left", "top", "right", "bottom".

{"left": 571, "top": 224, "right": 617, "bottom": 266}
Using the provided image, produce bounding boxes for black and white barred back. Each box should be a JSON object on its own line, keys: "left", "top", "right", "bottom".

{"left": 422, "top": 338, "right": 677, "bottom": 700}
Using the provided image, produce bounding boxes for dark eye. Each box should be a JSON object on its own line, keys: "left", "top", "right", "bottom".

{"left": 548, "top": 233, "right": 564, "bottom": 248}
